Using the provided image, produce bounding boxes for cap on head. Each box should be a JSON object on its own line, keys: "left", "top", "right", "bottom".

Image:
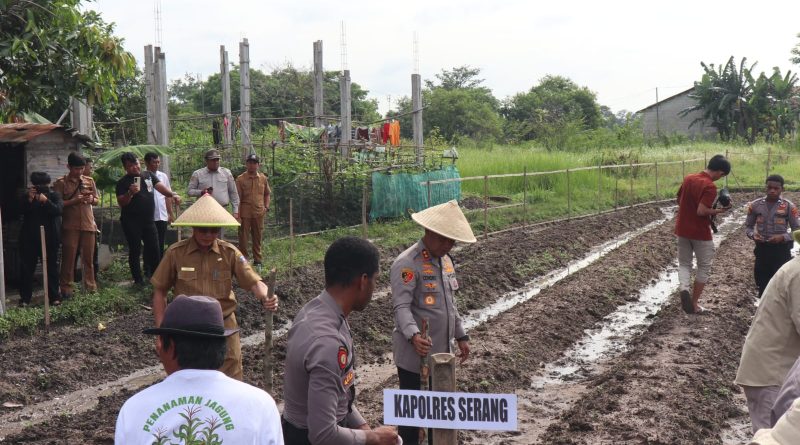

{"left": 411, "top": 200, "right": 477, "bottom": 243}
{"left": 67, "top": 152, "right": 86, "bottom": 167}
{"left": 245, "top": 153, "right": 260, "bottom": 163}
{"left": 143, "top": 295, "right": 238, "bottom": 338}
{"left": 172, "top": 194, "right": 240, "bottom": 227}
{"left": 205, "top": 149, "right": 221, "bottom": 160}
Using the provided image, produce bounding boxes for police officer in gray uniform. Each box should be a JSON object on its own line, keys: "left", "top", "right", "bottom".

{"left": 391, "top": 200, "right": 477, "bottom": 445}
{"left": 745, "top": 174, "right": 800, "bottom": 297}
{"left": 282, "top": 236, "right": 398, "bottom": 445}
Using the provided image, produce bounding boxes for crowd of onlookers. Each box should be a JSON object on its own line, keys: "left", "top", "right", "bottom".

{"left": 17, "top": 148, "right": 270, "bottom": 307}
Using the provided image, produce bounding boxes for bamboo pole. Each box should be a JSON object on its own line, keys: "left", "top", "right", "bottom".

{"left": 40, "top": 226, "right": 50, "bottom": 332}
{"left": 289, "top": 198, "right": 294, "bottom": 272}
{"left": 0, "top": 207, "right": 5, "bottom": 315}
{"left": 523, "top": 167, "right": 528, "bottom": 229}
{"left": 614, "top": 177, "right": 619, "bottom": 210}
{"left": 483, "top": 176, "right": 488, "bottom": 239}
{"left": 263, "top": 267, "right": 277, "bottom": 394}
{"left": 767, "top": 145, "right": 772, "bottom": 178}
{"left": 431, "top": 353, "right": 457, "bottom": 445}
{"left": 629, "top": 161, "right": 634, "bottom": 206}
{"left": 597, "top": 164, "right": 602, "bottom": 215}
{"left": 361, "top": 184, "right": 368, "bottom": 239}
{"left": 566, "top": 169, "right": 571, "bottom": 219}
{"left": 655, "top": 162, "right": 659, "bottom": 200}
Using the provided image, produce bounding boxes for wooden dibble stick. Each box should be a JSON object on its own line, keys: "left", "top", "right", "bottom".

{"left": 40, "top": 226, "right": 50, "bottom": 333}
{"left": 263, "top": 267, "right": 277, "bottom": 395}
{"left": 419, "top": 317, "right": 431, "bottom": 445}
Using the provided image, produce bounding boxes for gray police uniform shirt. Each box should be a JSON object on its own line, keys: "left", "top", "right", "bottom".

{"left": 188, "top": 166, "right": 240, "bottom": 213}
{"left": 391, "top": 240, "right": 467, "bottom": 373}
{"left": 745, "top": 197, "right": 800, "bottom": 242}
{"left": 283, "top": 290, "right": 367, "bottom": 445}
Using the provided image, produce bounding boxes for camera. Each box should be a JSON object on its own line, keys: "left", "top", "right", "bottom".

{"left": 34, "top": 185, "right": 49, "bottom": 194}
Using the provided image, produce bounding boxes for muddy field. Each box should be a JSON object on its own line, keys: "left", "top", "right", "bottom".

{"left": 0, "top": 195, "right": 775, "bottom": 444}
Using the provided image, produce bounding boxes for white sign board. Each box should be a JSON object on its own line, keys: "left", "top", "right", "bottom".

{"left": 383, "top": 389, "right": 517, "bottom": 431}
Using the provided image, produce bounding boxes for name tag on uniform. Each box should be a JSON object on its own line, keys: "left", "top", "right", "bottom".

{"left": 181, "top": 267, "right": 195, "bottom": 272}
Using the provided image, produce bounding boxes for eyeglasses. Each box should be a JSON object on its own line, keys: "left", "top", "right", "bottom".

{"left": 194, "top": 227, "right": 219, "bottom": 234}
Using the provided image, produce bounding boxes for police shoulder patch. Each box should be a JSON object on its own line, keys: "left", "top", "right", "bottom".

{"left": 338, "top": 346, "right": 348, "bottom": 369}
{"left": 401, "top": 268, "right": 415, "bottom": 284}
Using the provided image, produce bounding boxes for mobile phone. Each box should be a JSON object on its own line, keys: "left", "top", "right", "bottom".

{"left": 134, "top": 176, "right": 141, "bottom": 187}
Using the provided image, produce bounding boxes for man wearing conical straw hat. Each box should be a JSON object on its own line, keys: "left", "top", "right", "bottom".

{"left": 150, "top": 194, "right": 278, "bottom": 380}
{"left": 391, "top": 200, "right": 477, "bottom": 445}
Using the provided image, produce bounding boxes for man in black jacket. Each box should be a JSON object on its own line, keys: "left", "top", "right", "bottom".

{"left": 19, "top": 171, "right": 63, "bottom": 307}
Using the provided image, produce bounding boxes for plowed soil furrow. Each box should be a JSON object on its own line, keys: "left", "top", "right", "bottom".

{"left": 1, "top": 207, "right": 665, "bottom": 442}
{"left": 539, "top": 222, "right": 757, "bottom": 444}
{"left": 351, "top": 208, "right": 680, "bottom": 438}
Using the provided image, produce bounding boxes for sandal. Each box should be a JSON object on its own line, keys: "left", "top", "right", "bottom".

{"left": 694, "top": 306, "right": 711, "bottom": 315}
{"left": 680, "top": 290, "right": 694, "bottom": 314}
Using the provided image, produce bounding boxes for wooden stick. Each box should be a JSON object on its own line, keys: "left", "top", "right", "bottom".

{"left": 419, "top": 317, "right": 431, "bottom": 445}
{"left": 263, "top": 267, "right": 277, "bottom": 394}
{"left": 40, "top": 226, "right": 50, "bottom": 332}
{"left": 289, "top": 198, "right": 294, "bottom": 272}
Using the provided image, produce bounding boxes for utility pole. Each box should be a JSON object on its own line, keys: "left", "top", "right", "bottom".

{"left": 340, "top": 70, "right": 352, "bottom": 157}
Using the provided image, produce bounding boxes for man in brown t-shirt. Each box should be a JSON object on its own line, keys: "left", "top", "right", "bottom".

{"left": 150, "top": 194, "right": 278, "bottom": 380}
{"left": 235, "top": 154, "right": 271, "bottom": 266}
{"left": 52, "top": 152, "right": 98, "bottom": 300}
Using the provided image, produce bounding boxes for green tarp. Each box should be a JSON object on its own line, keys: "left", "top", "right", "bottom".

{"left": 283, "top": 122, "right": 325, "bottom": 142}
{"left": 370, "top": 165, "right": 462, "bottom": 220}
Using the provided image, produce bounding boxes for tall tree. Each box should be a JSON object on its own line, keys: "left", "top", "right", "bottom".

{"left": 791, "top": 33, "right": 800, "bottom": 66}
{"left": 0, "top": 0, "right": 136, "bottom": 121}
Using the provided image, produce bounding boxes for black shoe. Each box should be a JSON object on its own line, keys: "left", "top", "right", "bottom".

{"left": 680, "top": 290, "right": 694, "bottom": 314}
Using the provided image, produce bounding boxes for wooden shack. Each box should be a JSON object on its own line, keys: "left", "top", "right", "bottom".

{"left": 0, "top": 123, "right": 91, "bottom": 288}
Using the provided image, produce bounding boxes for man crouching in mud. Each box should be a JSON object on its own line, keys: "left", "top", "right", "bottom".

{"left": 674, "top": 154, "right": 731, "bottom": 314}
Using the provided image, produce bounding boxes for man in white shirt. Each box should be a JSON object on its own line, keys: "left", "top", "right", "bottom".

{"left": 144, "top": 152, "right": 174, "bottom": 256}
{"left": 115, "top": 295, "right": 283, "bottom": 444}
{"left": 188, "top": 149, "right": 240, "bottom": 219}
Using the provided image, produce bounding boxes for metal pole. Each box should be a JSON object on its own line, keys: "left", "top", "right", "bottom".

{"left": 263, "top": 267, "right": 277, "bottom": 394}
{"left": 431, "top": 353, "right": 457, "bottom": 445}
{"left": 40, "top": 226, "right": 50, "bottom": 331}
{"left": 566, "top": 169, "right": 571, "bottom": 219}
{"left": 523, "top": 167, "right": 527, "bottom": 229}
{"left": 483, "top": 176, "right": 489, "bottom": 239}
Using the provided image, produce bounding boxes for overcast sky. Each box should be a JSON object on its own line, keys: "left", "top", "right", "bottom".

{"left": 89, "top": 0, "right": 800, "bottom": 116}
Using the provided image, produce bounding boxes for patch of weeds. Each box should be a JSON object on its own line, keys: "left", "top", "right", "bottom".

{"left": 514, "top": 251, "right": 556, "bottom": 278}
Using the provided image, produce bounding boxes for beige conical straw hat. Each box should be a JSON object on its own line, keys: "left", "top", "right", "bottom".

{"left": 173, "top": 194, "right": 240, "bottom": 227}
{"left": 411, "top": 200, "right": 477, "bottom": 243}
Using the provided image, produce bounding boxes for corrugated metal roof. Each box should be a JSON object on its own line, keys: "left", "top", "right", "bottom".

{"left": 0, "top": 123, "right": 90, "bottom": 144}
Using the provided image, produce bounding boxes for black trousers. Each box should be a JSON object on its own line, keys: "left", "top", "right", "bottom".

{"left": 754, "top": 242, "right": 793, "bottom": 297}
{"left": 155, "top": 220, "right": 168, "bottom": 257}
{"left": 398, "top": 366, "right": 434, "bottom": 445}
{"left": 19, "top": 234, "right": 60, "bottom": 304}
{"left": 120, "top": 215, "right": 160, "bottom": 283}
{"left": 281, "top": 416, "right": 348, "bottom": 445}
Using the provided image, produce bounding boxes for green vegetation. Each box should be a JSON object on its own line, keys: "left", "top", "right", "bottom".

{"left": 0, "top": 0, "right": 136, "bottom": 121}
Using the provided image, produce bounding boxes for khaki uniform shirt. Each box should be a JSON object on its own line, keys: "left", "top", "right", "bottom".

{"left": 52, "top": 174, "right": 98, "bottom": 232}
{"left": 150, "top": 237, "right": 261, "bottom": 317}
{"left": 283, "top": 290, "right": 366, "bottom": 445}
{"left": 391, "top": 240, "right": 467, "bottom": 373}
{"left": 736, "top": 257, "right": 800, "bottom": 387}
{"left": 235, "top": 172, "right": 271, "bottom": 218}
{"left": 187, "top": 167, "right": 240, "bottom": 213}
{"left": 745, "top": 197, "right": 800, "bottom": 242}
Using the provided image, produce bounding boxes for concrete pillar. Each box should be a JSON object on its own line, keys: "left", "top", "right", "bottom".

{"left": 412, "top": 73, "right": 423, "bottom": 165}
{"left": 339, "top": 69, "right": 351, "bottom": 157}
{"left": 155, "top": 47, "right": 170, "bottom": 173}
{"left": 220, "top": 45, "right": 232, "bottom": 148}
{"left": 144, "top": 45, "right": 156, "bottom": 144}
{"left": 313, "top": 40, "right": 324, "bottom": 127}
{"left": 239, "top": 38, "right": 252, "bottom": 160}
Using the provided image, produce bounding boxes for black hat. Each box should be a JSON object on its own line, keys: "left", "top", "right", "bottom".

{"left": 205, "top": 149, "right": 222, "bottom": 160}
{"left": 143, "top": 295, "right": 238, "bottom": 338}
{"left": 67, "top": 152, "right": 86, "bottom": 167}
{"left": 245, "top": 154, "right": 260, "bottom": 163}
